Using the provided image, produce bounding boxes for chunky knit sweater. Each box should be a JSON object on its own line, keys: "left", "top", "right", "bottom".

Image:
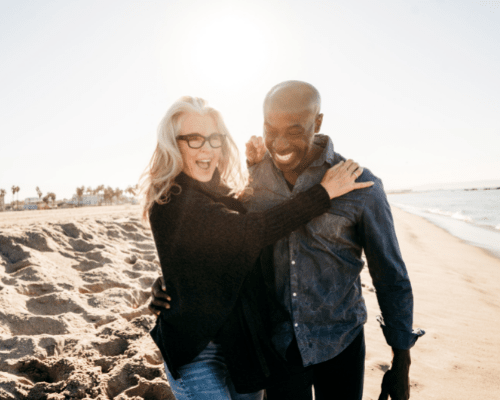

{"left": 148, "top": 170, "right": 330, "bottom": 389}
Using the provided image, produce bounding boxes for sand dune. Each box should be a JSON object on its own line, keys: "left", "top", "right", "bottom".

{"left": 0, "top": 205, "right": 174, "bottom": 400}
{"left": 1, "top": 205, "right": 500, "bottom": 399}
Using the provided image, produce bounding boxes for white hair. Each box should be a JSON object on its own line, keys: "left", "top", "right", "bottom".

{"left": 139, "top": 96, "right": 247, "bottom": 224}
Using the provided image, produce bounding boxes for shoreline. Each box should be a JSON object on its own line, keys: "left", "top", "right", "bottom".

{"left": 389, "top": 203, "right": 500, "bottom": 260}
{"left": 361, "top": 206, "right": 500, "bottom": 399}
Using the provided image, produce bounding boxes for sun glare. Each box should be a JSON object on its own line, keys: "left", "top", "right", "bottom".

{"left": 189, "top": 12, "right": 270, "bottom": 91}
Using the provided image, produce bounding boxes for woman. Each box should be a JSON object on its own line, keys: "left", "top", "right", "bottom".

{"left": 139, "top": 96, "right": 372, "bottom": 400}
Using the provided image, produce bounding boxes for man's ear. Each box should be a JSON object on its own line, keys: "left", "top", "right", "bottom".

{"left": 314, "top": 113, "right": 324, "bottom": 133}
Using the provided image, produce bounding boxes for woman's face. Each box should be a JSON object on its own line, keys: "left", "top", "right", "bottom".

{"left": 177, "top": 112, "right": 222, "bottom": 182}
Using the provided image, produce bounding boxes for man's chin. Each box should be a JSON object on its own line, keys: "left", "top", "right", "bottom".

{"left": 272, "top": 158, "right": 297, "bottom": 172}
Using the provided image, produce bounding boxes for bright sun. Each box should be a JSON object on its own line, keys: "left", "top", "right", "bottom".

{"left": 188, "top": 11, "right": 270, "bottom": 91}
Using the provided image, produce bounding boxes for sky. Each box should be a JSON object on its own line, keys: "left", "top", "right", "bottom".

{"left": 1, "top": 0, "right": 499, "bottom": 201}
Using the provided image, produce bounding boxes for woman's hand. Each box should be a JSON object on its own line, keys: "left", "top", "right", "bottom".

{"left": 148, "top": 276, "right": 171, "bottom": 317}
{"left": 245, "top": 136, "right": 266, "bottom": 167}
{"left": 320, "top": 159, "right": 374, "bottom": 199}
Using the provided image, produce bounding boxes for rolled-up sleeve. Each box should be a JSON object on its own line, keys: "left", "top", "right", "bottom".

{"left": 358, "top": 180, "right": 424, "bottom": 349}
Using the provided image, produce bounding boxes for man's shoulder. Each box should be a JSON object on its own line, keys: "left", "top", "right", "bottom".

{"left": 247, "top": 154, "right": 278, "bottom": 187}
{"left": 332, "top": 152, "right": 385, "bottom": 202}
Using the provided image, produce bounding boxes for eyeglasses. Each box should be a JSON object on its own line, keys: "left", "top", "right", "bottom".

{"left": 177, "top": 133, "right": 226, "bottom": 149}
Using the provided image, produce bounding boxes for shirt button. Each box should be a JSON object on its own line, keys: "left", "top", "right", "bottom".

{"left": 293, "top": 292, "right": 297, "bottom": 297}
{"left": 294, "top": 323, "right": 298, "bottom": 327}
{"left": 291, "top": 260, "right": 296, "bottom": 265}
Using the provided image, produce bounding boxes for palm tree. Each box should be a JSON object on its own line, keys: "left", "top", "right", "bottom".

{"left": 36, "top": 186, "right": 42, "bottom": 199}
{"left": 95, "top": 184, "right": 105, "bottom": 205}
{"left": 0, "top": 188, "right": 6, "bottom": 211}
{"left": 104, "top": 186, "right": 114, "bottom": 205}
{"left": 11, "top": 185, "right": 15, "bottom": 209}
{"left": 76, "top": 186, "right": 85, "bottom": 207}
{"left": 48, "top": 192, "right": 56, "bottom": 207}
{"left": 114, "top": 187, "right": 123, "bottom": 204}
{"left": 125, "top": 186, "right": 135, "bottom": 202}
{"left": 11, "top": 186, "right": 20, "bottom": 210}
{"left": 86, "top": 186, "right": 93, "bottom": 196}
{"left": 42, "top": 194, "right": 50, "bottom": 209}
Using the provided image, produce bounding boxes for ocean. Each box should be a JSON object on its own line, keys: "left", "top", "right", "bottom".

{"left": 387, "top": 189, "right": 500, "bottom": 258}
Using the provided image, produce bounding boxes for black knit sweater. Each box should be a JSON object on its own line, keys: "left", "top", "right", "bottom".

{"left": 148, "top": 170, "right": 330, "bottom": 390}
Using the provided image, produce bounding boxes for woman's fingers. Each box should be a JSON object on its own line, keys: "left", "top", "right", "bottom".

{"left": 354, "top": 181, "right": 374, "bottom": 189}
{"left": 246, "top": 136, "right": 266, "bottom": 165}
{"left": 353, "top": 166, "right": 363, "bottom": 179}
{"left": 320, "top": 160, "right": 374, "bottom": 199}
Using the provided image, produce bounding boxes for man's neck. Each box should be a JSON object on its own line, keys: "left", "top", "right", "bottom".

{"left": 283, "top": 143, "right": 324, "bottom": 186}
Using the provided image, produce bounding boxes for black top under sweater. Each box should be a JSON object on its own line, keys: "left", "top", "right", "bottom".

{"left": 148, "top": 170, "right": 330, "bottom": 392}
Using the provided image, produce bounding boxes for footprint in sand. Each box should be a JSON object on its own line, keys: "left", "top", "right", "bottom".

{"left": 15, "top": 282, "right": 61, "bottom": 297}
{"left": 67, "top": 238, "right": 105, "bottom": 253}
{"left": 58, "top": 222, "right": 93, "bottom": 240}
{"left": 71, "top": 259, "right": 103, "bottom": 272}
{"left": 25, "top": 292, "right": 86, "bottom": 316}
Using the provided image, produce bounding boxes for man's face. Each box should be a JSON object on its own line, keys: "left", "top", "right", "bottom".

{"left": 263, "top": 108, "right": 322, "bottom": 173}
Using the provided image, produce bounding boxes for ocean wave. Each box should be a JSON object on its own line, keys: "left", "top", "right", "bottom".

{"left": 391, "top": 202, "right": 474, "bottom": 223}
{"left": 427, "top": 208, "right": 473, "bottom": 222}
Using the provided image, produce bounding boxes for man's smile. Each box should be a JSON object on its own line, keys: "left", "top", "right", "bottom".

{"left": 274, "top": 152, "right": 294, "bottom": 163}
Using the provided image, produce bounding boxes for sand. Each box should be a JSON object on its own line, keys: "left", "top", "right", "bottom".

{"left": 1, "top": 205, "right": 499, "bottom": 399}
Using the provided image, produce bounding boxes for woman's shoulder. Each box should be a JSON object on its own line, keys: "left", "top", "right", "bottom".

{"left": 149, "top": 179, "right": 212, "bottom": 218}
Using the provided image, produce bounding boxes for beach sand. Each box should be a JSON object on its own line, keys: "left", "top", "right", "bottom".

{"left": 1, "top": 205, "right": 499, "bottom": 399}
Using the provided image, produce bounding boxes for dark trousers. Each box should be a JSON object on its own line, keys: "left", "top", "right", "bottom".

{"left": 265, "top": 328, "right": 365, "bottom": 400}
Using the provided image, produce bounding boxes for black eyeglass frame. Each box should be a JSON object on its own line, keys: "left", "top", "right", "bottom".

{"left": 177, "top": 133, "right": 226, "bottom": 149}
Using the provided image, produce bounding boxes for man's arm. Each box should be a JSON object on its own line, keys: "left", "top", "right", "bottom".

{"left": 358, "top": 178, "right": 424, "bottom": 399}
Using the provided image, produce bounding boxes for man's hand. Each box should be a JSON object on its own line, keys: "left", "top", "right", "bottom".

{"left": 245, "top": 136, "right": 266, "bottom": 167}
{"left": 148, "top": 276, "right": 171, "bottom": 317}
{"left": 378, "top": 349, "right": 411, "bottom": 400}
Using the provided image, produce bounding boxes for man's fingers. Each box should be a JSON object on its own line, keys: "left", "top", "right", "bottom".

{"left": 152, "top": 286, "right": 171, "bottom": 301}
{"left": 150, "top": 297, "right": 171, "bottom": 309}
{"left": 151, "top": 285, "right": 171, "bottom": 301}
{"left": 148, "top": 303, "right": 162, "bottom": 316}
{"left": 160, "top": 276, "right": 166, "bottom": 291}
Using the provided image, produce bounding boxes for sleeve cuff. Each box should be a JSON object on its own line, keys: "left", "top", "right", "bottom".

{"left": 377, "top": 315, "right": 425, "bottom": 350}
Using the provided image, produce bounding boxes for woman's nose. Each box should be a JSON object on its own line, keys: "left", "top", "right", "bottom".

{"left": 199, "top": 140, "right": 213, "bottom": 151}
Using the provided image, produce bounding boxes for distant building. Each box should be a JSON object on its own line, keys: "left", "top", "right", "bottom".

{"left": 69, "top": 194, "right": 104, "bottom": 206}
{"left": 24, "top": 197, "right": 43, "bottom": 210}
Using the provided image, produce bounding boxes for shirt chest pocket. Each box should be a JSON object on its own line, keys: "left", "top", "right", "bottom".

{"left": 303, "top": 212, "right": 364, "bottom": 268}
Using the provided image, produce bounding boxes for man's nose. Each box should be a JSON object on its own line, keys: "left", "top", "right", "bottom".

{"left": 273, "top": 136, "right": 290, "bottom": 152}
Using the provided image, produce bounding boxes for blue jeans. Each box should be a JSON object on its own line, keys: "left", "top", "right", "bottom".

{"left": 163, "top": 341, "right": 264, "bottom": 400}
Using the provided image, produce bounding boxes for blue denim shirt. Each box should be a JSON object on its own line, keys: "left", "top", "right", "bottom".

{"left": 245, "top": 134, "right": 424, "bottom": 367}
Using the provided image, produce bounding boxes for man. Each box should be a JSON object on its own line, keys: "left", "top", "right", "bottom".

{"left": 151, "top": 81, "right": 423, "bottom": 400}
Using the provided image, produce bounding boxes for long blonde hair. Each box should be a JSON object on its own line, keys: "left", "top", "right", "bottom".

{"left": 139, "top": 96, "right": 247, "bottom": 224}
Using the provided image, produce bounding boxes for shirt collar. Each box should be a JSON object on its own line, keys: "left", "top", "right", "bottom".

{"left": 308, "top": 134, "right": 335, "bottom": 168}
